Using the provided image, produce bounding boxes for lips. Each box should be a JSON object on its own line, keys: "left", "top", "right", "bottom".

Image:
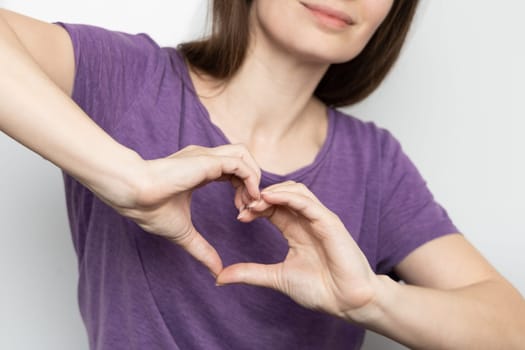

{"left": 300, "top": 2, "right": 354, "bottom": 26}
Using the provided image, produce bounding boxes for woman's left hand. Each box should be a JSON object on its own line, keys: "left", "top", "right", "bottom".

{"left": 217, "top": 181, "right": 380, "bottom": 320}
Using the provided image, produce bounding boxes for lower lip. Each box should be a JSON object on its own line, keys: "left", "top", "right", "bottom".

{"left": 303, "top": 5, "right": 350, "bottom": 30}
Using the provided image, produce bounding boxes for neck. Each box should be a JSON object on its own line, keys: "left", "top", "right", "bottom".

{"left": 191, "top": 26, "right": 330, "bottom": 146}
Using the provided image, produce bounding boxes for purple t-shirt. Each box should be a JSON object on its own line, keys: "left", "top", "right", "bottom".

{"left": 56, "top": 22, "right": 458, "bottom": 350}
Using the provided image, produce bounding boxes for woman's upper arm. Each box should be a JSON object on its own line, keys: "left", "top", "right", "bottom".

{"left": 0, "top": 8, "right": 74, "bottom": 96}
{"left": 394, "top": 233, "right": 503, "bottom": 289}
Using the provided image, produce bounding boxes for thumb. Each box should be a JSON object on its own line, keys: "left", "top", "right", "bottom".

{"left": 168, "top": 226, "right": 223, "bottom": 277}
{"left": 216, "top": 262, "right": 282, "bottom": 290}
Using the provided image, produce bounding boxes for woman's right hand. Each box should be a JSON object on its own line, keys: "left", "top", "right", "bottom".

{"left": 0, "top": 10, "right": 262, "bottom": 276}
{"left": 110, "top": 144, "right": 261, "bottom": 277}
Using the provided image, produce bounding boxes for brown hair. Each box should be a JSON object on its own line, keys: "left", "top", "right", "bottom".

{"left": 179, "top": 0, "right": 419, "bottom": 107}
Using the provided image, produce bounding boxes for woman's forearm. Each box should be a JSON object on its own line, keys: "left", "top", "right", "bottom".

{"left": 0, "top": 13, "right": 143, "bottom": 205}
{"left": 348, "top": 275, "right": 525, "bottom": 349}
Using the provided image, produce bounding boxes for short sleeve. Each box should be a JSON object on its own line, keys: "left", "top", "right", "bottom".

{"left": 376, "top": 129, "right": 459, "bottom": 276}
{"left": 54, "top": 22, "right": 163, "bottom": 133}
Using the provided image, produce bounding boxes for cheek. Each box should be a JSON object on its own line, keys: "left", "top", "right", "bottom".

{"left": 334, "top": 0, "right": 394, "bottom": 61}
{"left": 252, "top": 1, "right": 301, "bottom": 44}
{"left": 360, "top": 0, "right": 394, "bottom": 39}
{"left": 253, "top": 1, "right": 332, "bottom": 62}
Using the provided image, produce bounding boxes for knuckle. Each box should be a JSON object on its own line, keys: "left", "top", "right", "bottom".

{"left": 178, "top": 144, "right": 204, "bottom": 157}
{"left": 197, "top": 154, "right": 210, "bottom": 163}
{"left": 290, "top": 181, "right": 307, "bottom": 192}
{"left": 171, "top": 225, "right": 195, "bottom": 247}
{"left": 234, "top": 143, "right": 248, "bottom": 152}
{"left": 233, "top": 144, "right": 249, "bottom": 159}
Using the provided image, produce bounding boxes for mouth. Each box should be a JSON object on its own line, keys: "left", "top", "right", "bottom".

{"left": 300, "top": 2, "right": 354, "bottom": 27}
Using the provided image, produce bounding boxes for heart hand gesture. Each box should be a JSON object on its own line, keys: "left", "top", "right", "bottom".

{"left": 218, "top": 181, "right": 380, "bottom": 319}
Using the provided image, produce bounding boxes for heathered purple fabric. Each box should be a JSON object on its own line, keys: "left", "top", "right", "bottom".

{"left": 55, "top": 22, "right": 459, "bottom": 350}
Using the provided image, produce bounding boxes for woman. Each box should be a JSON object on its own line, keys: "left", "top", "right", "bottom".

{"left": 1, "top": 1, "right": 524, "bottom": 349}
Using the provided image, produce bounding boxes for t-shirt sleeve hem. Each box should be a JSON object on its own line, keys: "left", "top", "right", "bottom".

{"left": 377, "top": 222, "right": 461, "bottom": 279}
{"left": 53, "top": 22, "right": 81, "bottom": 103}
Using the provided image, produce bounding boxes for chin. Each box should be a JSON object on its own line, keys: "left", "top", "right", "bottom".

{"left": 292, "top": 43, "right": 364, "bottom": 64}
{"left": 277, "top": 31, "right": 368, "bottom": 65}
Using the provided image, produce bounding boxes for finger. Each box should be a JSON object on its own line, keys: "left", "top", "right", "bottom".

{"left": 168, "top": 226, "right": 223, "bottom": 277}
{"left": 261, "top": 191, "right": 347, "bottom": 245}
{"left": 231, "top": 177, "right": 246, "bottom": 211}
{"left": 172, "top": 145, "right": 261, "bottom": 200}
{"left": 209, "top": 144, "right": 262, "bottom": 193}
{"left": 236, "top": 199, "right": 274, "bottom": 222}
{"left": 212, "top": 144, "right": 262, "bottom": 183}
{"left": 216, "top": 262, "right": 282, "bottom": 291}
{"left": 260, "top": 190, "right": 326, "bottom": 222}
{"left": 233, "top": 186, "right": 254, "bottom": 210}
{"left": 234, "top": 186, "right": 244, "bottom": 211}
{"left": 174, "top": 144, "right": 260, "bottom": 183}
{"left": 202, "top": 155, "right": 260, "bottom": 200}
{"left": 262, "top": 181, "right": 322, "bottom": 205}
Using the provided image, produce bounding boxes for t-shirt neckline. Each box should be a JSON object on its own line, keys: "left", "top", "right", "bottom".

{"left": 175, "top": 50, "right": 336, "bottom": 184}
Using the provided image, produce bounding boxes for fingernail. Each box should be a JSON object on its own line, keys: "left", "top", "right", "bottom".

{"left": 215, "top": 282, "right": 224, "bottom": 287}
{"left": 246, "top": 200, "right": 259, "bottom": 209}
{"left": 237, "top": 210, "right": 246, "bottom": 220}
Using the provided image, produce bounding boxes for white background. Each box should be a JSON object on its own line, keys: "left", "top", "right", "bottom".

{"left": 1, "top": 1, "right": 524, "bottom": 349}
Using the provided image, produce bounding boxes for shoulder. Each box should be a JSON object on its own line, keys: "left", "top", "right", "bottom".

{"left": 52, "top": 22, "right": 191, "bottom": 96}
{"left": 54, "top": 22, "right": 176, "bottom": 87}
{"left": 53, "top": 23, "right": 189, "bottom": 131}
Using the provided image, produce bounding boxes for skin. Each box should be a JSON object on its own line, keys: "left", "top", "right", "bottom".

{"left": 192, "top": 0, "right": 393, "bottom": 174}
{"left": 1, "top": 1, "right": 525, "bottom": 348}
{"left": 0, "top": 9, "right": 260, "bottom": 277}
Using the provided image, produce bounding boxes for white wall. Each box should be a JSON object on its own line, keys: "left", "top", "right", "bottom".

{"left": 0, "top": 1, "right": 523, "bottom": 349}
